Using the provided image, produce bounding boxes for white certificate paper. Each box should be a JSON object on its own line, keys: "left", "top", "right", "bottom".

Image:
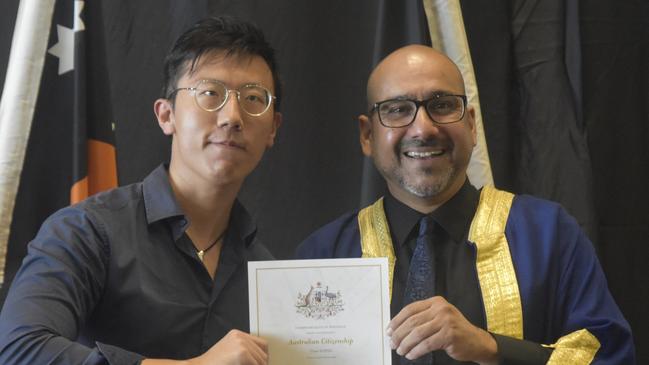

{"left": 249, "top": 258, "right": 391, "bottom": 365}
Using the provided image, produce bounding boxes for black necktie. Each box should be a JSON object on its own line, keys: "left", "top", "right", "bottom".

{"left": 402, "top": 215, "right": 435, "bottom": 364}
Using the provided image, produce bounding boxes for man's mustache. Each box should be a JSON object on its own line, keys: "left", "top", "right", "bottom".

{"left": 398, "top": 138, "right": 444, "bottom": 150}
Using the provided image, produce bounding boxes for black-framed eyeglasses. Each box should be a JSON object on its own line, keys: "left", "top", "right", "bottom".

{"left": 370, "top": 94, "right": 467, "bottom": 128}
{"left": 169, "top": 79, "right": 276, "bottom": 116}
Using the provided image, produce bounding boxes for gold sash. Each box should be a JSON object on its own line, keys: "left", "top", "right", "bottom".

{"left": 468, "top": 186, "right": 522, "bottom": 338}
{"left": 357, "top": 197, "right": 396, "bottom": 299}
{"left": 358, "top": 186, "right": 599, "bottom": 363}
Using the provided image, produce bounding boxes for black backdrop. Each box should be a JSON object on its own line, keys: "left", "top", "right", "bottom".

{"left": 1, "top": 0, "right": 647, "bottom": 362}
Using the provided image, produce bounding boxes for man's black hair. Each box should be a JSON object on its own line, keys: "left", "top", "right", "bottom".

{"left": 161, "top": 16, "right": 281, "bottom": 110}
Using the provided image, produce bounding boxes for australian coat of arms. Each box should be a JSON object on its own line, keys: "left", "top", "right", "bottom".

{"left": 295, "top": 282, "right": 344, "bottom": 319}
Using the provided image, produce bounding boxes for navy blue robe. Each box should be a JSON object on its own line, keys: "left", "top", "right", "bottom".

{"left": 296, "top": 193, "right": 635, "bottom": 364}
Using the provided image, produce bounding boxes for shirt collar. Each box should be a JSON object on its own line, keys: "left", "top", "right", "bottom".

{"left": 143, "top": 164, "right": 184, "bottom": 224}
{"left": 384, "top": 191, "right": 422, "bottom": 247}
{"left": 383, "top": 178, "right": 480, "bottom": 246}
{"left": 142, "top": 164, "right": 257, "bottom": 246}
{"left": 228, "top": 200, "right": 258, "bottom": 247}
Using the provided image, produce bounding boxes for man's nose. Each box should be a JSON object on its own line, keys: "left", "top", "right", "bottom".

{"left": 409, "top": 105, "right": 440, "bottom": 136}
{"left": 216, "top": 91, "right": 243, "bottom": 130}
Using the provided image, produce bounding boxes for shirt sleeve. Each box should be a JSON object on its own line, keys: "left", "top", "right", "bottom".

{"left": 0, "top": 206, "right": 143, "bottom": 365}
{"left": 492, "top": 333, "right": 552, "bottom": 365}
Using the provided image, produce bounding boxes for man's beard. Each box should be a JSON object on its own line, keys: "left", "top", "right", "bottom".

{"left": 395, "top": 165, "right": 458, "bottom": 198}
{"left": 385, "top": 137, "right": 459, "bottom": 199}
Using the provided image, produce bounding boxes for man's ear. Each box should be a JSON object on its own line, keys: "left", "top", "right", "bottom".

{"left": 266, "top": 111, "right": 283, "bottom": 148}
{"left": 154, "top": 98, "right": 175, "bottom": 136}
{"left": 358, "top": 114, "right": 373, "bottom": 157}
{"left": 466, "top": 105, "right": 477, "bottom": 146}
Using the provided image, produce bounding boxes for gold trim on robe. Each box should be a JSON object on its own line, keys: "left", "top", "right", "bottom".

{"left": 358, "top": 187, "right": 600, "bottom": 363}
{"left": 468, "top": 186, "right": 523, "bottom": 339}
{"left": 358, "top": 198, "right": 396, "bottom": 300}
{"left": 544, "top": 329, "right": 601, "bottom": 365}
{"left": 543, "top": 325, "right": 600, "bottom": 364}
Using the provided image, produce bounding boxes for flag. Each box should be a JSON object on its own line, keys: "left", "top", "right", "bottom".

{"left": 0, "top": 0, "right": 118, "bottom": 303}
{"left": 0, "top": 0, "right": 55, "bottom": 289}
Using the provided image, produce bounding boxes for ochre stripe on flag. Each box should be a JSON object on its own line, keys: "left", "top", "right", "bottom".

{"left": 70, "top": 139, "right": 117, "bottom": 204}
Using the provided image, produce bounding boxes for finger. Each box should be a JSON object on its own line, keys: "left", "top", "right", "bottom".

{"left": 390, "top": 297, "right": 449, "bottom": 346}
{"left": 390, "top": 307, "right": 437, "bottom": 349}
{"left": 230, "top": 330, "right": 268, "bottom": 353}
{"left": 230, "top": 340, "right": 263, "bottom": 365}
{"left": 227, "top": 330, "right": 267, "bottom": 365}
{"left": 405, "top": 329, "right": 445, "bottom": 361}
{"left": 395, "top": 318, "right": 442, "bottom": 357}
{"left": 243, "top": 335, "right": 269, "bottom": 365}
{"left": 388, "top": 299, "right": 432, "bottom": 333}
{"left": 248, "top": 334, "right": 269, "bottom": 353}
{"left": 405, "top": 306, "right": 482, "bottom": 362}
{"left": 248, "top": 344, "right": 268, "bottom": 365}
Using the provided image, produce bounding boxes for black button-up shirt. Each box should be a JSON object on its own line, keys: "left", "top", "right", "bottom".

{"left": 385, "top": 180, "right": 551, "bottom": 364}
{"left": 0, "top": 165, "right": 273, "bottom": 365}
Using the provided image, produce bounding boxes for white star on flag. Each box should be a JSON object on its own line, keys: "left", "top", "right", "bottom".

{"left": 47, "top": 1, "right": 85, "bottom": 75}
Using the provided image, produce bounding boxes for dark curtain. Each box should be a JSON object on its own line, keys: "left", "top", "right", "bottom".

{"left": 462, "top": 0, "right": 648, "bottom": 361}
{"left": 581, "top": 0, "right": 649, "bottom": 360}
{"left": 1, "top": 0, "right": 647, "bottom": 362}
{"left": 463, "top": 0, "right": 597, "bottom": 240}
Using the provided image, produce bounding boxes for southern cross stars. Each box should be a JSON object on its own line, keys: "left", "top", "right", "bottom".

{"left": 47, "top": 1, "right": 85, "bottom": 75}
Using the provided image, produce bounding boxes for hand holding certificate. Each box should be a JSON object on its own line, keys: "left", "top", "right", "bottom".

{"left": 248, "top": 258, "right": 391, "bottom": 365}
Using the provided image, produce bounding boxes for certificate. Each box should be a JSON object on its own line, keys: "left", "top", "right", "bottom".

{"left": 249, "top": 258, "right": 391, "bottom": 365}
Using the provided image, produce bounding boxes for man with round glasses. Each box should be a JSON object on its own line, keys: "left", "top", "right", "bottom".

{"left": 169, "top": 79, "right": 276, "bottom": 116}
{"left": 296, "top": 45, "right": 634, "bottom": 364}
{"left": 0, "top": 16, "right": 280, "bottom": 365}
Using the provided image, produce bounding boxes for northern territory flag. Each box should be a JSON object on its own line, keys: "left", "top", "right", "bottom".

{"left": 0, "top": 0, "right": 117, "bottom": 304}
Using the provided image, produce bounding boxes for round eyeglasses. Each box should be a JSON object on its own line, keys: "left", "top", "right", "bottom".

{"left": 170, "top": 79, "right": 276, "bottom": 116}
{"left": 370, "top": 94, "right": 467, "bottom": 128}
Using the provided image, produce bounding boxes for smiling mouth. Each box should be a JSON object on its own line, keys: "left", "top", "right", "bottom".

{"left": 404, "top": 150, "right": 444, "bottom": 159}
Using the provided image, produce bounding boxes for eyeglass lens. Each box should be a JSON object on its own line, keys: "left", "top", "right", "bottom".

{"left": 378, "top": 95, "right": 464, "bottom": 127}
{"left": 195, "top": 80, "right": 271, "bottom": 115}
